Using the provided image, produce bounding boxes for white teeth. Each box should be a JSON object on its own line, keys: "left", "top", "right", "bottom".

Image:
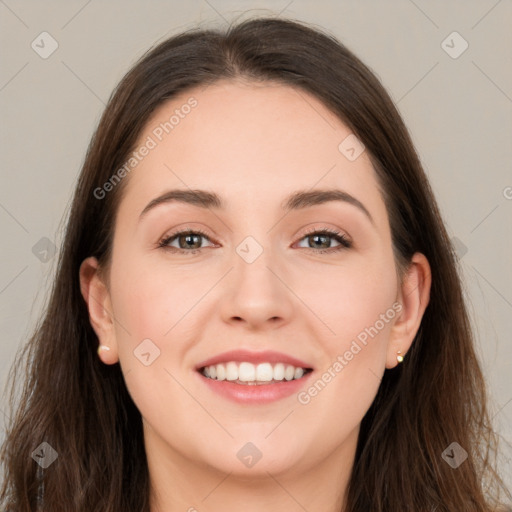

{"left": 215, "top": 364, "right": 226, "bottom": 381}
{"left": 200, "top": 361, "right": 310, "bottom": 383}
{"left": 273, "top": 363, "right": 285, "bottom": 380}
{"left": 239, "top": 362, "right": 256, "bottom": 382}
{"left": 226, "top": 362, "right": 238, "bottom": 381}
{"left": 284, "top": 365, "right": 295, "bottom": 381}
{"left": 256, "top": 363, "right": 273, "bottom": 382}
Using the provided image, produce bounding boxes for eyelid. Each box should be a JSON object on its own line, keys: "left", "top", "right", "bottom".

{"left": 158, "top": 224, "right": 352, "bottom": 255}
{"left": 297, "top": 225, "right": 352, "bottom": 243}
{"left": 158, "top": 225, "right": 217, "bottom": 248}
{"left": 294, "top": 226, "right": 352, "bottom": 252}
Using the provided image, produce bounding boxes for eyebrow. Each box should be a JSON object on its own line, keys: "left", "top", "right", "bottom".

{"left": 139, "top": 188, "right": 374, "bottom": 225}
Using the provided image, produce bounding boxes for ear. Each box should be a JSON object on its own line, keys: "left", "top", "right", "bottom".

{"left": 386, "top": 252, "right": 431, "bottom": 369}
{"left": 79, "top": 256, "right": 119, "bottom": 365}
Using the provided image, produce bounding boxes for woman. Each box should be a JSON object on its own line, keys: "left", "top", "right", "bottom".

{"left": 1, "top": 16, "right": 510, "bottom": 512}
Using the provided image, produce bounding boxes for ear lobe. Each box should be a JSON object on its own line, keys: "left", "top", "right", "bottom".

{"left": 79, "top": 256, "right": 119, "bottom": 365}
{"left": 386, "top": 252, "right": 431, "bottom": 369}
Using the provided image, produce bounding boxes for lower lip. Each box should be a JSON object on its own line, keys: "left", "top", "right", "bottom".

{"left": 197, "top": 371, "right": 314, "bottom": 404}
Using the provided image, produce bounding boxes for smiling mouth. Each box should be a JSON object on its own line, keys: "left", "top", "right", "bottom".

{"left": 199, "top": 361, "right": 313, "bottom": 385}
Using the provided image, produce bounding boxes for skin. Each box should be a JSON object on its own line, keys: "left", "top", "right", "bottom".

{"left": 80, "top": 80, "right": 431, "bottom": 512}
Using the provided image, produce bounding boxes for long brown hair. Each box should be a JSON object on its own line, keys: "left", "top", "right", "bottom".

{"left": 1, "top": 16, "right": 510, "bottom": 512}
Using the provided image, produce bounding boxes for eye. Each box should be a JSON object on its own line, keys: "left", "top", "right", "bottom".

{"left": 158, "top": 227, "right": 352, "bottom": 255}
{"left": 158, "top": 228, "right": 215, "bottom": 254}
{"left": 295, "top": 228, "right": 352, "bottom": 254}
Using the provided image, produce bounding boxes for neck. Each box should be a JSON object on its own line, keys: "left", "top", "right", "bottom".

{"left": 146, "top": 425, "right": 358, "bottom": 512}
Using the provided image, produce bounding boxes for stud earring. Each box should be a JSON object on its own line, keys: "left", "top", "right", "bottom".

{"left": 97, "top": 344, "right": 111, "bottom": 356}
{"left": 396, "top": 350, "right": 404, "bottom": 363}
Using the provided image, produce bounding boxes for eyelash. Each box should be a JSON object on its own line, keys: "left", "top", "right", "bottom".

{"left": 158, "top": 227, "right": 352, "bottom": 255}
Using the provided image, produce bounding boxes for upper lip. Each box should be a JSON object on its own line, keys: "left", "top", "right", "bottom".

{"left": 195, "top": 349, "right": 314, "bottom": 371}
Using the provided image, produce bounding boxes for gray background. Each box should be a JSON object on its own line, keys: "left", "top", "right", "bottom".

{"left": 1, "top": 0, "right": 511, "bottom": 491}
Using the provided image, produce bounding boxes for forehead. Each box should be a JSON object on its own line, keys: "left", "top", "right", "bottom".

{"left": 119, "top": 80, "right": 385, "bottom": 221}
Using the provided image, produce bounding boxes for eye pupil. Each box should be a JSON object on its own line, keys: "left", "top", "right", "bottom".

{"left": 310, "top": 234, "right": 330, "bottom": 249}
{"left": 180, "top": 234, "right": 202, "bottom": 249}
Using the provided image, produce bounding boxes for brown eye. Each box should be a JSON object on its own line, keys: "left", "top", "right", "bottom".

{"left": 159, "top": 229, "right": 214, "bottom": 254}
{"left": 306, "top": 233, "right": 331, "bottom": 249}
{"left": 176, "top": 233, "right": 203, "bottom": 250}
{"left": 296, "top": 229, "right": 352, "bottom": 253}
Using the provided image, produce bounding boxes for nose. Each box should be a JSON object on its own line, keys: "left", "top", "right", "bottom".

{"left": 218, "top": 245, "right": 294, "bottom": 331}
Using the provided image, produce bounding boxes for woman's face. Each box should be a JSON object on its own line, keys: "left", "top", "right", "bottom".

{"left": 83, "top": 80, "right": 428, "bottom": 487}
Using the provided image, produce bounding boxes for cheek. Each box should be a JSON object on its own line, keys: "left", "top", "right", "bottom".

{"left": 109, "top": 253, "right": 195, "bottom": 338}
{"left": 296, "top": 250, "right": 398, "bottom": 344}
{"left": 296, "top": 248, "right": 397, "bottom": 409}
{"left": 109, "top": 254, "right": 208, "bottom": 390}
{"left": 108, "top": 260, "right": 198, "bottom": 428}
{"left": 297, "top": 305, "right": 396, "bottom": 444}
